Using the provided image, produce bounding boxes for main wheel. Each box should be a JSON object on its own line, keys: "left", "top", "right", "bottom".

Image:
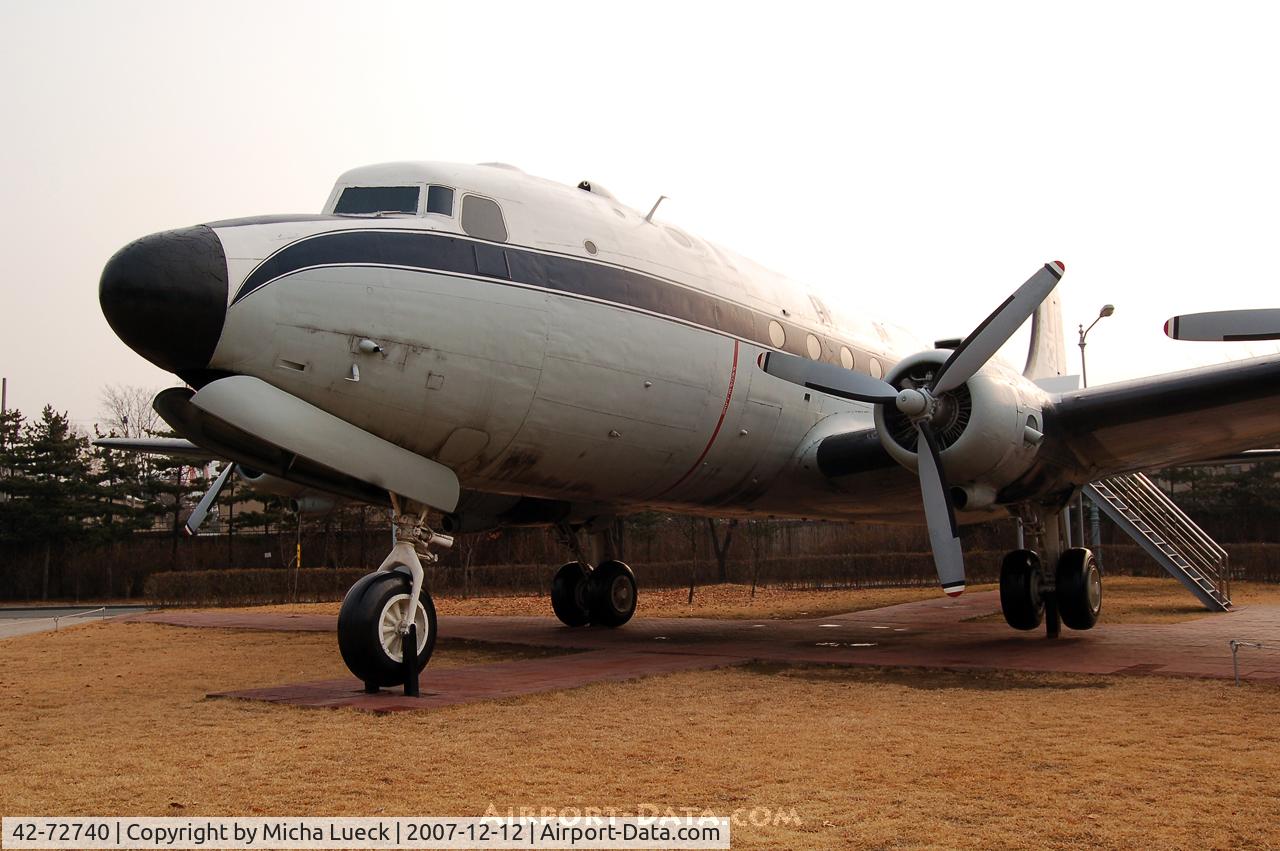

{"left": 1057, "top": 547, "right": 1102, "bottom": 630}
{"left": 1000, "top": 549, "right": 1044, "bottom": 631}
{"left": 551, "top": 561, "right": 592, "bottom": 627}
{"left": 587, "top": 559, "right": 637, "bottom": 628}
{"left": 337, "top": 570, "right": 436, "bottom": 687}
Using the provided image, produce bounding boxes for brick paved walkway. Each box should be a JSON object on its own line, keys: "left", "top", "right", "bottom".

{"left": 127, "top": 591, "right": 1280, "bottom": 713}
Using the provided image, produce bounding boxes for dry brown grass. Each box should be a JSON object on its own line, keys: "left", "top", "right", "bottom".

{"left": 2, "top": 621, "right": 1279, "bottom": 849}
{"left": 965, "top": 577, "right": 1280, "bottom": 624}
{"left": 241, "top": 583, "right": 997, "bottom": 621}
{"left": 237, "top": 577, "right": 1280, "bottom": 625}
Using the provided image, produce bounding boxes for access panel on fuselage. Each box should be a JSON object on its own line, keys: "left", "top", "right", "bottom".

{"left": 477, "top": 295, "right": 732, "bottom": 502}
{"left": 223, "top": 266, "right": 547, "bottom": 473}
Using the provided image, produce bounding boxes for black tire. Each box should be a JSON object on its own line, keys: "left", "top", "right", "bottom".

{"left": 337, "top": 570, "right": 437, "bottom": 687}
{"left": 1000, "top": 549, "right": 1044, "bottom": 631}
{"left": 551, "top": 561, "right": 592, "bottom": 627}
{"left": 1057, "top": 547, "right": 1102, "bottom": 630}
{"left": 586, "top": 559, "right": 637, "bottom": 628}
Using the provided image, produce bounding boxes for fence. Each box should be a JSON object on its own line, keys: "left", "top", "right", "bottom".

{"left": 6, "top": 513, "right": 1280, "bottom": 604}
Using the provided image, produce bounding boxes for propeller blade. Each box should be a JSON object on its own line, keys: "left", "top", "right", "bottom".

{"left": 932, "top": 261, "right": 1065, "bottom": 394}
{"left": 915, "top": 422, "right": 965, "bottom": 596}
{"left": 1164, "top": 308, "right": 1280, "bottom": 342}
{"left": 761, "top": 351, "right": 899, "bottom": 404}
{"left": 184, "top": 462, "right": 234, "bottom": 536}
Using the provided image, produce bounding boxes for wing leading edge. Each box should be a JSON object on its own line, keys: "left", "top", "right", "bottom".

{"left": 1034, "top": 353, "right": 1280, "bottom": 488}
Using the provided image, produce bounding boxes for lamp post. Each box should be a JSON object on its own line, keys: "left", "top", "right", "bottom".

{"left": 1078, "top": 304, "right": 1115, "bottom": 390}
{"left": 1077, "top": 304, "right": 1115, "bottom": 562}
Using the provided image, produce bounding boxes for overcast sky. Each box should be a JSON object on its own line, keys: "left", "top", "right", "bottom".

{"left": 2, "top": 1, "right": 1278, "bottom": 429}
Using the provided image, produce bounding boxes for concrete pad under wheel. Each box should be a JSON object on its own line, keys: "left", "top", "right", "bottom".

{"left": 125, "top": 591, "right": 1280, "bottom": 711}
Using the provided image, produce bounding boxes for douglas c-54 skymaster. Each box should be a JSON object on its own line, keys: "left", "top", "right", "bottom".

{"left": 96, "top": 162, "right": 1280, "bottom": 687}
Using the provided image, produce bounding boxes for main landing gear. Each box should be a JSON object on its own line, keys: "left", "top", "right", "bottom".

{"left": 549, "top": 523, "right": 638, "bottom": 628}
{"left": 999, "top": 507, "right": 1102, "bottom": 637}
{"left": 338, "top": 496, "right": 453, "bottom": 689}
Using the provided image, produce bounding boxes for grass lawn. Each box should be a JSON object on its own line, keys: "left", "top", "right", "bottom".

{"left": 2, "top": 590, "right": 1279, "bottom": 848}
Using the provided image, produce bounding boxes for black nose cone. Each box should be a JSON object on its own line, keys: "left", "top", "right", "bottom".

{"left": 99, "top": 225, "right": 229, "bottom": 374}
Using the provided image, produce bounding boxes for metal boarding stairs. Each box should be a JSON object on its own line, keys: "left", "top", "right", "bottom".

{"left": 1084, "top": 472, "right": 1232, "bottom": 612}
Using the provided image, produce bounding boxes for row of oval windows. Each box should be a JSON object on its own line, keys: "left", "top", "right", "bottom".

{"left": 767, "top": 319, "right": 884, "bottom": 378}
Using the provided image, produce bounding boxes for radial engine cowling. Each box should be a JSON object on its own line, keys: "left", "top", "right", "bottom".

{"left": 872, "top": 351, "right": 1049, "bottom": 510}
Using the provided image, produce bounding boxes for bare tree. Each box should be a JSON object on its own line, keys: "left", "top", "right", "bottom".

{"left": 707, "top": 517, "right": 739, "bottom": 583}
{"left": 681, "top": 515, "right": 700, "bottom": 604}
{"left": 100, "top": 384, "right": 162, "bottom": 438}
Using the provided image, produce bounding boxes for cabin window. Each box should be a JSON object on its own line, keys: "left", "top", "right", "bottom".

{"left": 427, "top": 185, "right": 454, "bottom": 216}
{"left": 768, "top": 320, "right": 786, "bottom": 348}
{"left": 334, "top": 185, "right": 420, "bottom": 215}
{"left": 869, "top": 357, "right": 884, "bottom": 379}
{"left": 806, "top": 334, "right": 822, "bottom": 360}
{"left": 461, "top": 194, "right": 508, "bottom": 242}
{"left": 840, "top": 346, "right": 855, "bottom": 370}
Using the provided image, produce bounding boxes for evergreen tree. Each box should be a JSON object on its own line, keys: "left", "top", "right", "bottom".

{"left": 0, "top": 407, "right": 99, "bottom": 598}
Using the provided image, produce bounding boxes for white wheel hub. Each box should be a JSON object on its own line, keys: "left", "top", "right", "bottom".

{"left": 378, "top": 593, "right": 429, "bottom": 663}
{"left": 1086, "top": 565, "right": 1102, "bottom": 612}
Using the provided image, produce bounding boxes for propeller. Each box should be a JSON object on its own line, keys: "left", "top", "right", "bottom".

{"left": 763, "top": 261, "right": 1066, "bottom": 596}
{"left": 184, "top": 462, "right": 234, "bottom": 536}
{"left": 1164, "top": 308, "right": 1280, "bottom": 342}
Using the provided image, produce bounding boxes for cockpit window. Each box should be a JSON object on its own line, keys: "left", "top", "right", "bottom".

{"left": 426, "top": 185, "right": 454, "bottom": 216}
{"left": 334, "top": 185, "right": 420, "bottom": 215}
{"left": 461, "top": 194, "right": 508, "bottom": 242}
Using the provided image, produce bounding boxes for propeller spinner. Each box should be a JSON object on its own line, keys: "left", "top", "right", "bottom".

{"left": 763, "top": 261, "right": 1066, "bottom": 597}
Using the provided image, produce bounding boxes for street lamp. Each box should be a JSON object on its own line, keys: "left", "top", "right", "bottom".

{"left": 1078, "top": 304, "right": 1115, "bottom": 388}
{"left": 1076, "top": 304, "right": 1115, "bottom": 564}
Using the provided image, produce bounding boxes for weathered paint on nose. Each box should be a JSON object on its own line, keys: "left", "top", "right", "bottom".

{"left": 99, "top": 225, "right": 228, "bottom": 375}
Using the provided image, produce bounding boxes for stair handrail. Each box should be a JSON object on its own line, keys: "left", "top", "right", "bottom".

{"left": 1117, "top": 475, "right": 1226, "bottom": 573}
{"left": 1100, "top": 473, "right": 1230, "bottom": 603}
{"left": 1127, "top": 473, "right": 1229, "bottom": 562}
{"left": 1103, "top": 475, "right": 1226, "bottom": 571}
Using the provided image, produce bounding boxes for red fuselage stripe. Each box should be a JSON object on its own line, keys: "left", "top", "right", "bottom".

{"left": 660, "top": 339, "right": 740, "bottom": 495}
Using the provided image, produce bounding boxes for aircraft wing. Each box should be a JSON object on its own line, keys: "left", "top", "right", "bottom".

{"left": 1037, "top": 353, "right": 1280, "bottom": 485}
{"left": 93, "top": 437, "right": 221, "bottom": 461}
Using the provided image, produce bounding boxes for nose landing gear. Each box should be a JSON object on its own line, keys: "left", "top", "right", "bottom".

{"left": 337, "top": 495, "right": 453, "bottom": 690}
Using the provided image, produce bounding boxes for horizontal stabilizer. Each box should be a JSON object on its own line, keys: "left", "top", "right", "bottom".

{"left": 1165, "top": 308, "right": 1280, "bottom": 342}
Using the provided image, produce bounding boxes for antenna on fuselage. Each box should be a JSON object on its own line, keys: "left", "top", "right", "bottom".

{"left": 644, "top": 195, "right": 668, "bottom": 223}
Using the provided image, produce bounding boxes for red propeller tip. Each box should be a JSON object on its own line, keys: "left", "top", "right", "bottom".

{"left": 944, "top": 585, "right": 965, "bottom": 598}
{"left": 1163, "top": 319, "right": 1172, "bottom": 337}
{"left": 1052, "top": 260, "right": 1066, "bottom": 273}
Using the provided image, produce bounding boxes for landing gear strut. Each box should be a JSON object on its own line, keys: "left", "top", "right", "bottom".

{"left": 338, "top": 495, "right": 453, "bottom": 689}
{"left": 550, "top": 524, "right": 638, "bottom": 628}
{"left": 1000, "top": 505, "right": 1102, "bottom": 637}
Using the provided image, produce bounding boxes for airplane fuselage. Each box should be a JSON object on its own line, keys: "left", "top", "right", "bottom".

{"left": 101, "top": 161, "right": 1055, "bottom": 528}
{"left": 211, "top": 164, "right": 943, "bottom": 522}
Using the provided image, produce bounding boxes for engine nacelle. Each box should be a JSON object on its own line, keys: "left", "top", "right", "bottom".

{"left": 873, "top": 350, "right": 1049, "bottom": 505}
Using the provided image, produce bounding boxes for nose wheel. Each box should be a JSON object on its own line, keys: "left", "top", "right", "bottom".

{"left": 337, "top": 494, "right": 452, "bottom": 690}
{"left": 338, "top": 570, "right": 437, "bottom": 687}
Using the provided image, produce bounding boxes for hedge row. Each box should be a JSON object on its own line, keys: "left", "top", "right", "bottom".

{"left": 144, "top": 552, "right": 1006, "bottom": 606}
{"left": 145, "top": 568, "right": 370, "bottom": 606}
